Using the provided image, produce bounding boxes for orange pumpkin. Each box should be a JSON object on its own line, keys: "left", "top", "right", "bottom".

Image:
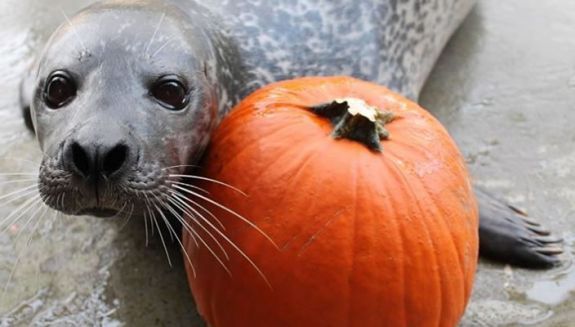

{"left": 182, "top": 76, "right": 478, "bottom": 327}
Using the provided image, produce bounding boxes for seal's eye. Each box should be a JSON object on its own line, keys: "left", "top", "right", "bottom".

{"left": 150, "top": 76, "right": 189, "bottom": 110}
{"left": 43, "top": 71, "right": 77, "bottom": 109}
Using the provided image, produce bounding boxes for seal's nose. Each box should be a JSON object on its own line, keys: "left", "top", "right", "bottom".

{"left": 65, "top": 141, "right": 130, "bottom": 179}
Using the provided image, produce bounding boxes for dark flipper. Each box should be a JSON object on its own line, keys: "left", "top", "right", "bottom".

{"left": 476, "top": 187, "right": 563, "bottom": 269}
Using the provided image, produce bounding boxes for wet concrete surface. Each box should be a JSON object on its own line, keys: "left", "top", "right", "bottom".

{"left": 0, "top": 0, "right": 573, "bottom": 326}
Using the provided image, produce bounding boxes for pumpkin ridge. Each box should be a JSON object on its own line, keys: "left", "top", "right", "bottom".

{"left": 212, "top": 111, "right": 304, "bottom": 161}
{"left": 352, "top": 154, "right": 396, "bottom": 326}
{"left": 385, "top": 147, "right": 475, "bottom": 325}
{"left": 412, "top": 166, "right": 472, "bottom": 311}
{"left": 377, "top": 158, "right": 409, "bottom": 326}
{"left": 240, "top": 136, "right": 319, "bottom": 197}
{"left": 401, "top": 172, "right": 449, "bottom": 326}
{"left": 213, "top": 118, "right": 314, "bottom": 197}
{"left": 347, "top": 156, "right": 359, "bottom": 326}
{"left": 383, "top": 155, "right": 444, "bottom": 326}
{"left": 266, "top": 141, "right": 333, "bottom": 250}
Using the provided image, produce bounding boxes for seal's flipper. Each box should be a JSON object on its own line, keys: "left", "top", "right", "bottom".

{"left": 19, "top": 66, "right": 35, "bottom": 132}
{"left": 476, "top": 187, "right": 563, "bottom": 268}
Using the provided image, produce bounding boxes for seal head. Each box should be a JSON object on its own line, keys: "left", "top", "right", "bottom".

{"left": 30, "top": 1, "right": 233, "bottom": 217}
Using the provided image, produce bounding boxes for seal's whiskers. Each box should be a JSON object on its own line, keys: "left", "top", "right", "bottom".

{"left": 167, "top": 195, "right": 228, "bottom": 260}
{"left": 0, "top": 173, "right": 37, "bottom": 177}
{"left": 117, "top": 202, "right": 134, "bottom": 232}
{"left": 60, "top": 9, "right": 87, "bottom": 55}
{"left": 169, "top": 185, "right": 271, "bottom": 287}
{"left": 147, "top": 201, "right": 173, "bottom": 267}
{"left": 169, "top": 174, "right": 247, "bottom": 196}
{"left": 142, "top": 192, "right": 156, "bottom": 240}
{"left": 145, "top": 13, "right": 166, "bottom": 58}
{"left": 170, "top": 190, "right": 225, "bottom": 230}
{"left": 0, "top": 195, "right": 42, "bottom": 232}
{"left": 0, "top": 184, "right": 38, "bottom": 204}
{"left": 0, "top": 179, "right": 37, "bottom": 186}
{"left": 150, "top": 38, "right": 174, "bottom": 59}
{"left": 161, "top": 164, "right": 201, "bottom": 171}
{"left": 1, "top": 200, "right": 52, "bottom": 304}
{"left": 11, "top": 199, "right": 46, "bottom": 241}
{"left": 172, "top": 184, "right": 276, "bottom": 247}
{"left": 171, "top": 181, "right": 210, "bottom": 195}
{"left": 143, "top": 212, "right": 150, "bottom": 247}
{"left": 164, "top": 197, "right": 200, "bottom": 249}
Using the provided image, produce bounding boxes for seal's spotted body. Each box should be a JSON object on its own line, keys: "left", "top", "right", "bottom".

{"left": 203, "top": 0, "right": 475, "bottom": 99}
{"left": 19, "top": 0, "right": 562, "bottom": 267}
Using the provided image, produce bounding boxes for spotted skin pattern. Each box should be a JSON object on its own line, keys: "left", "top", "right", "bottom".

{"left": 197, "top": 0, "right": 476, "bottom": 100}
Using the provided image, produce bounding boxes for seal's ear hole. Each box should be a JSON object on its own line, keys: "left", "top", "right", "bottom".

{"left": 43, "top": 71, "right": 77, "bottom": 109}
{"left": 149, "top": 75, "right": 189, "bottom": 111}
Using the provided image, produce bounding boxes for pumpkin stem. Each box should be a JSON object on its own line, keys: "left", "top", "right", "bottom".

{"left": 311, "top": 98, "right": 395, "bottom": 152}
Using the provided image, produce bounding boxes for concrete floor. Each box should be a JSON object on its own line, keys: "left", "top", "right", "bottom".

{"left": 0, "top": 0, "right": 573, "bottom": 326}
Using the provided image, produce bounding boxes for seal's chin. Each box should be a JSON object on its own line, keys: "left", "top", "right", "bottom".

{"left": 77, "top": 208, "right": 119, "bottom": 218}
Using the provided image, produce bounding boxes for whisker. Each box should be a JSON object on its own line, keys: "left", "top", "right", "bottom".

{"left": 151, "top": 201, "right": 177, "bottom": 241}
{"left": 26, "top": 206, "right": 50, "bottom": 247}
{"left": 3, "top": 157, "right": 39, "bottom": 166}
{"left": 159, "top": 199, "right": 233, "bottom": 277}
{"left": 0, "top": 184, "right": 38, "bottom": 202}
{"left": 145, "top": 12, "right": 166, "bottom": 58}
{"left": 0, "top": 178, "right": 37, "bottom": 186}
{"left": 0, "top": 202, "right": 47, "bottom": 303}
{"left": 2, "top": 255, "right": 22, "bottom": 303}
{"left": 60, "top": 192, "right": 66, "bottom": 210}
{"left": 150, "top": 38, "right": 173, "bottom": 59}
{"left": 142, "top": 192, "right": 155, "bottom": 237}
{"left": 172, "top": 185, "right": 277, "bottom": 248}
{"left": 169, "top": 175, "right": 247, "bottom": 196}
{"left": 126, "top": 202, "right": 135, "bottom": 221}
{"left": 0, "top": 187, "right": 39, "bottom": 209}
{"left": 0, "top": 173, "right": 38, "bottom": 177}
{"left": 144, "top": 212, "right": 150, "bottom": 247}
{"left": 149, "top": 203, "right": 173, "bottom": 267}
{"left": 168, "top": 190, "right": 271, "bottom": 287}
{"left": 169, "top": 181, "right": 210, "bottom": 195}
{"left": 13, "top": 199, "right": 46, "bottom": 242}
{"left": 161, "top": 164, "right": 201, "bottom": 171}
{"left": 150, "top": 195, "right": 180, "bottom": 244}
{"left": 164, "top": 196, "right": 199, "bottom": 248}
{"left": 116, "top": 202, "right": 132, "bottom": 232}
{"left": 171, "top": 190, "right": 225, "bottom": 230}
{"left": 143, "top": 198, "right": 157, "bottom": 242}
{"left": 60, "top": 9, "right": 87, "bottom": 53}
{"left": 0, "top": 195, "right": 42, "bottom": 232}
{"left": 167, "top": 195, "right": 228, "bottom": 260}
{"left": 152, "top": 202, "right": 200, "bottom": 278}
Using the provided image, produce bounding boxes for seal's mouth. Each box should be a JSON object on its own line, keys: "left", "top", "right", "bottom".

{"left": 39, "top": 150, "right": 173, "bottom": 218}
{"left": 77, "top": 208, "right": 119, "bottom": 218}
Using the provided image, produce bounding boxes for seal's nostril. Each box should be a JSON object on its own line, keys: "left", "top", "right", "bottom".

{"left": 102, "top": 144, "right": 128, "bottom": 176}
{"left": 71, "top": 142, "right": 90, "bottom": 177}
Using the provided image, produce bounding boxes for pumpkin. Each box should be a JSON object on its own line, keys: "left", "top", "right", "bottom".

{"left": 182, "top": 76, "right": 478, "bottom": 327}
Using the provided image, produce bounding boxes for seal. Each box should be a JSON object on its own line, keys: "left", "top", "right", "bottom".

{"left": 19, "top": 0, "right": 562, "bottom": 267}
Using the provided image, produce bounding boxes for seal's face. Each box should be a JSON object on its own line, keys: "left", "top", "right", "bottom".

{"left": 31, "top": 5, "right": 219, "bottom": 217}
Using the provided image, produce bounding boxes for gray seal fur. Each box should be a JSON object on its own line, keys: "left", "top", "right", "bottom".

{"left": 19, "top": 0, "right": 562, "bottom": 267}
{"left": 205, "top": 0, "right": 475, "bottom": 99}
